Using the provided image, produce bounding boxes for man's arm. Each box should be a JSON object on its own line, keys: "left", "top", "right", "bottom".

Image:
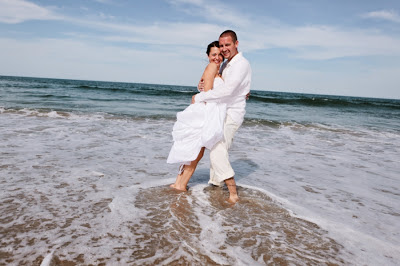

{"left": 194, "top": 61, "right": 250, "bottom": 104}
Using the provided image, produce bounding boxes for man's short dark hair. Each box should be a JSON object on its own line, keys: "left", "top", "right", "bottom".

{"left": 220, "top": 30, "right": 237, "bottom": 43}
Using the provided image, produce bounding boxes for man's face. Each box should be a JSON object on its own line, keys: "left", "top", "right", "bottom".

{"left": 219, "top": 35, "right": 238, "bottom": 61}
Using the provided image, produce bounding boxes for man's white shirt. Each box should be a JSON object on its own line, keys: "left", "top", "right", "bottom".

{"left": 195, "top": 52, "right": 251, "bottom": 126}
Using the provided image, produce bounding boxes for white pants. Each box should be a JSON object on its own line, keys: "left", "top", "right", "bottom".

{"left": 208, "top": 115, "right": 240, "bottom": 186}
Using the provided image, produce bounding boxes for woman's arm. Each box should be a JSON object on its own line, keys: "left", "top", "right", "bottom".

{"left": 200, "top": 63, "right": 219, "bottom": 92}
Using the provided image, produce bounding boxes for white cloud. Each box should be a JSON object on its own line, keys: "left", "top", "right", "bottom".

{"left": 163, "top": 1, "right": 400, "bottom": 60}
{"left": 64, "top": 17, "right": 224, "bottom": 48}
{"left": 240, "top": 24, "right": 400, "bottom": 60}
{"left": 0, "top": 37, "right": 204, "bottom": 85}
{"left": 58, "top": 9, "right": 400, "bottom": 61}
{"left": 93, "top": 0, "right": 112, "bottom": 3}
{"left": 167, "top": 0, "right": 251, "bottom": 27}
{"left": 4, "top": 0, "right": 399, "bottom": 61}
{"left": 1, "top": 1, "right": 400, "bottom": 98}
{"left": 361, "top": 10, "right": 400, "bottom": 23}
{"left": 0, "top": 0, "right": 60, "bottom": 23}
{"left": 169, "top": 0, "right": 203, "bottom": 5}
{"left": 98, "top": 12, "right": 115, "bottom": 19}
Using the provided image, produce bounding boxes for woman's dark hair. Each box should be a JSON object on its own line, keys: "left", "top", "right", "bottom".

{"left": 206, "top": 41, "right": 220, "bottom": 55}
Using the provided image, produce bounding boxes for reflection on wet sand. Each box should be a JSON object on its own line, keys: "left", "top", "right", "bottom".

{"left": 129, "top": 185, "right": 345, "bottom": 265}
{"left": 1, "top": 185, "right": 346, "bottom": 265}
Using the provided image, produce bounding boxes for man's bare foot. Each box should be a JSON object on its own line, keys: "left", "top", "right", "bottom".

{"left": 224, "top": 177, "right": 239, "bottom": 204}
{"left": 227, "top": 194, "right": 239, "bottom": 204}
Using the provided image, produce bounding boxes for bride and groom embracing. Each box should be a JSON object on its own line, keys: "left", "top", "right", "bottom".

{"left": 167, "top": 30, "right": 252, "bottom": 204}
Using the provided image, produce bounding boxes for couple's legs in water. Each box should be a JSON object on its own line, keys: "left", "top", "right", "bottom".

{"left": 170, "top": 154, "right": 238, "bottom": 204}
{"left": 170, "top": 116, "right": 240, "bottom": 203}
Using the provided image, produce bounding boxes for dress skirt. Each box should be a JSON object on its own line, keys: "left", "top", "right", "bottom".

{"left": 167, "top": 102, "right": 227, "bottom": 165}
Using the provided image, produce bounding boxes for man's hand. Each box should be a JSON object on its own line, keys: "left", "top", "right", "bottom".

{"left": 246, "top": 92, "right": 250, "bottom": 100}
{"left": 198, "top": 79, "right": 205, "bottom": 92}
{"left": 192, "top": 95, "right": 197, "bottom": 104}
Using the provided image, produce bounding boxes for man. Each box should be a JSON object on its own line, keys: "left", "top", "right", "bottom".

{"left": 192, "top": 30, "right": 252, "bottom": 203}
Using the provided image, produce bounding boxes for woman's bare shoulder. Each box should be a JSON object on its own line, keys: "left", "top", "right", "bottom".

{"left": 204, "top": 62, "right": 219, "bottom": 74}
{"left": 205, "top": 62, "right": 219, "bottom": 70}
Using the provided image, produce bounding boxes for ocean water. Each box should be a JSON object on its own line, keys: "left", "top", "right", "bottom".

{"left": 0, "top": 75, "right": 399, "bottom": 265}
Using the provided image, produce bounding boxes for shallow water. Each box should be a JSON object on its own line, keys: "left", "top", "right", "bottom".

{"left": 1, "top": 76, "right": 400, "bottom": 265}
{"left": 0, "top": 109, "right": 399, "bottom": 265}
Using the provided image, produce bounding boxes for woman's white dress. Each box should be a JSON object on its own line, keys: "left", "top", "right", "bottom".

{"left": 167, "top": 80, "right": 226, "bottom": 165}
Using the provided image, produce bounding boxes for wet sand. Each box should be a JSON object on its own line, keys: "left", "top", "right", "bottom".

{"left": 1, "top": 185, "right": 346, "bottom": 265}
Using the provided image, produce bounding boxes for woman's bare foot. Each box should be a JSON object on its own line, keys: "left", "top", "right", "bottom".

{"left": 169, "top": 183, "right": 187, "bottom": 192}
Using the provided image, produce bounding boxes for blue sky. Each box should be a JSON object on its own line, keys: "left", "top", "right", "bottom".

{"left": 1, "top": 0, "right": 400, "bottom": 99}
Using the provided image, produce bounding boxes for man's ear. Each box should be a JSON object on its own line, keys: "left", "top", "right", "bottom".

{"left": 235, "top": 40, "right": 239, "bottom": 49}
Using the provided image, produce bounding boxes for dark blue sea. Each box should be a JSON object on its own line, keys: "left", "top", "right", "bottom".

{"left": 1, "top": 75, "right": 399, "bottom": 265}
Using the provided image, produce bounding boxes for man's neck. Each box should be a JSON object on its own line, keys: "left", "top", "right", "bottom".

{"left": 228, "top": 51, "right": 239, "bottom": 62}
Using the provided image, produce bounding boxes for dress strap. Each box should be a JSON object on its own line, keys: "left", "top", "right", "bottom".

{"left": 178, "top": 164, "right": 185, "bottom": 175}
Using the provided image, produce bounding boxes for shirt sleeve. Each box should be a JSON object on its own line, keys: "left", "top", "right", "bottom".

{"left": 195, "top": 61, "right": 249, "bottom": 104}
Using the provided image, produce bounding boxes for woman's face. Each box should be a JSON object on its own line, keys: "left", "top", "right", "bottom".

{"left": 208, "top": 47, "right": 223, "bottom": 64}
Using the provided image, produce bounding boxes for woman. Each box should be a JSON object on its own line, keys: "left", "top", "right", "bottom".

{"left": 167, "top": 41, "right": 226, "bottom": 191}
